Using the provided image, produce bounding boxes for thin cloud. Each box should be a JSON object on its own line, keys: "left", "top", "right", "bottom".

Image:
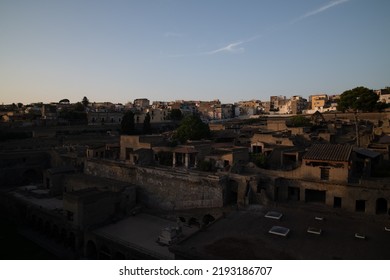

{"left": 207, "top": 41, "right": 245, "bottom": 55}
{"left": 206, "top": 35, "right": 261, "bottom": 55}
{"left": 292, "top": 0, "right": 350, "bottom": 23}
{"left": 167, "top": 40, "right": 247, "bottom": 58}
{"left": 168, "top": 1, "right": 350, "bottom": 58}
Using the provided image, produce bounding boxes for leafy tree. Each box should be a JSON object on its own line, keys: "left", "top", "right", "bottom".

{"left": 74, "top": 102, "right": 85, "bottom": 112}
{"left": 286, "top": 115, "right": 311, "bottom": 127}
{"left": 337, "top": 87, "right": 379, "bottom": 112}
{"left": 59, "top": 98, "right": 70, "bottom": 103}
{"left": 143, "top": 112, "right": 151, "bottom": 134}
{"left": 251, "top": 153, "right": 267, "bottom": 168}
{"left": 168, "top": 109, "right": 183, "bottom": 121}
{"left": 17, "top": 103, "right": 23, "bottom": 109}
{"left": 121, "top": 111, "right": 135, "bottom": 135}
{"left": 375, "top": 101, "right": 389, "bottom": 112}
{"left": 175, "top": 115, "right": 210, "bottom": 143}
{"left": 82, "top": 96, "right": 89, "bottom": 108}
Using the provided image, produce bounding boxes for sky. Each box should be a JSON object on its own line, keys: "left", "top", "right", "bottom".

{"left": 1, "top": 0, "right": 389, "bottom": 105}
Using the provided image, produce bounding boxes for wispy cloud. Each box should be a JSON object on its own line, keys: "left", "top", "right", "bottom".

{"left": 292, "top": 0, "right": 350, "bottom": 23}
{"left": 206, "top": 41, "right": 245, "bottom": 55}
{"left": 206, "top": 35, "right": 260, "bottom": 55}
{"left": 167, "top": 37, "right": 255, "bottom": 58}
{"left": 168, "top": 1, "right": 350, "bottom": 58}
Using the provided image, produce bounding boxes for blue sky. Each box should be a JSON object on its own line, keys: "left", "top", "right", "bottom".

{"left": 1, "top": 0, "right": 389, "bottom": 104}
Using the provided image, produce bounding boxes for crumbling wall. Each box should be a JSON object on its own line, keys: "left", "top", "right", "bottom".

{"left": 84, "top": 159, "right": 225, "bottom": 210}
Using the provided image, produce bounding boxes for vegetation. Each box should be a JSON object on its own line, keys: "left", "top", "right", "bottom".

{"left": 286, "top": 115, "right": 311, "bottom": 127}
{"left": 143, "top": 112, "right": 151, "bottom": 134}
{"left": 337, "top": 86, "right": 381, "bottom": 112}
{"left": 250, "top": 153, "right": 267, "bottom": 168}
{"left": 121, "top": 111, "right": 135, "bottom": 135}
{"left": 82, "top": 96, "right": 89, "bottom": 108}
{"left": 168, "top": 109, "right": 183, "bottom": 121}
{"left": 59, "top": 98, "right": 70, "bottom": 104}
{"left": 174, "top": 115, "right": 210, "bottom": 143}
{"left": 58, "top": 103, "right": 87, "bottom": 123}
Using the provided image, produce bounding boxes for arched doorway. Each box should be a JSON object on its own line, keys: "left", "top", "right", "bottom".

{"left": 376, "top": 198, "right": 388, "bottom": 214}
{"left": 86, "top": 240, "right": 97, "bottom": 260}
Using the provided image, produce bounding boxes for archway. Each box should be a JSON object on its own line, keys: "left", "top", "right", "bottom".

{"left": 376, "top": 198, "right": 388, "bottom": 215}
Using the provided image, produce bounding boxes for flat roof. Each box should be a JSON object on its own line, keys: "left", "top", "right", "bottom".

{"left": 93, "top": 213, "right": 198, "bottom": 260}
{"left": 170, "top": 204, "right": 390, "bottom": 260}
{"left": 11, "top": 186, "right": 63, "bottom": 210}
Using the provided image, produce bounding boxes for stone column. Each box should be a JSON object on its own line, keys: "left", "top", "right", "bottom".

{"left": 184, "top": 153, "right": 189, "bottom": 168}
{"left": 172, "top": 152, "right": 176, "bottom": 167}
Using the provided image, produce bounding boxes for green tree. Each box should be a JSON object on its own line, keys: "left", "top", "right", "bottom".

{"left": 74, "top": 102, "right": 85, "bottom": 112}
{"left": 168, "top": 109, "right": 183, "bottom": 121}
{"left": 82, "top": 96, "right": 89, "bottom": 108}
{"left": 251, "top": 153, "right": 267, "bottom": 168}
{"left": 59, "top": 98, "right": 70, "bottom": 104}
{"left": 121, "top": 111, "right": 135, "bottom": 135}
{"left": 143, "top": 112, "right": 151, "bottom": 134}
{"left": 175, "top": 115, "right": 210, "bottom": 143}
{"left": 286, "top": 115, "right": 311, "bottom": 127}
{"left": 337, "top": 87, "right": 379, "bottom": 112}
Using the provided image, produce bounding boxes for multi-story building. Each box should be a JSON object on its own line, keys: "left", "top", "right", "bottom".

{"left": 133, "top": 98, "right": 150, "bottom": 109}
{"left": 310, "top": 94, "right": 328, "bottom": 110}
{"left": 270, "top": 96, "right": 287, "bottom": 112}
{"left": 375, "top": 88, "right": 390, "bottom": 104}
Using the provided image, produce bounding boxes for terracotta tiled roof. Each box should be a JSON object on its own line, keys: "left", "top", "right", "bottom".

{"left": 303, "top": 144, "right": 352, "bottom": 162}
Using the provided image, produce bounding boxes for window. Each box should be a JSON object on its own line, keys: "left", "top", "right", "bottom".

{"left": 320, "top": 168, "right": 330, "bottom": 180}
{"left": 355, "top": 200, "right": 366, "bottom": 212}
{"left": 334, "top": 197, "right": 342, "bottom": 208}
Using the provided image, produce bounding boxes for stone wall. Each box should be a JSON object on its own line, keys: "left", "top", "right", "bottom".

{"left": 274, "top": 177, "right": 390, "bottom": 215}
{"left": 84, "top": 159, "right": 226, "bottom": 210}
